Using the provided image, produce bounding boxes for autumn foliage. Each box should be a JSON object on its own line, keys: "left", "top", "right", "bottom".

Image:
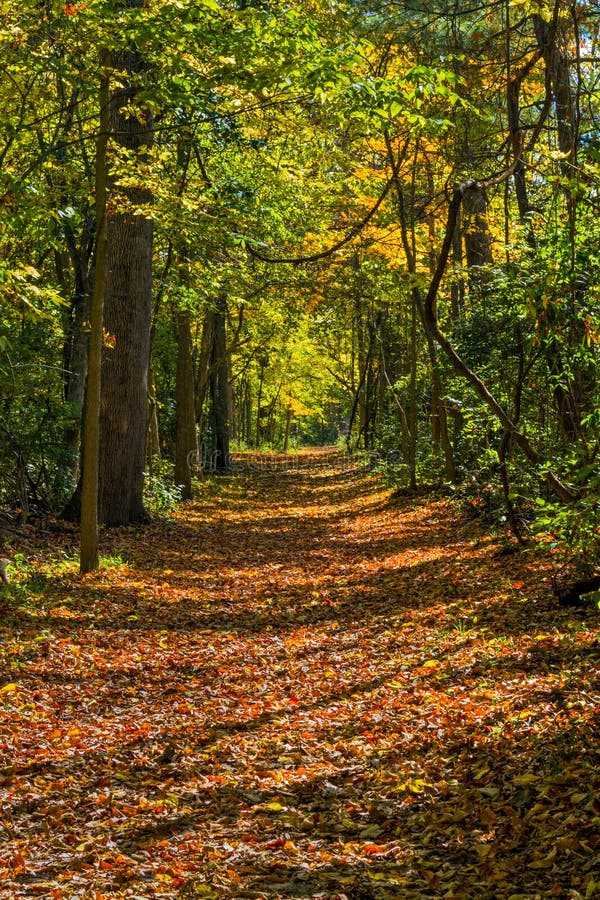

{"left": 1, "top": 454, "right": 599, "bottom": 898}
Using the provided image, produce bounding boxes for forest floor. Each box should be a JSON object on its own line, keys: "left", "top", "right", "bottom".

{"left": 0, "top": 449, "right": 599, "bottom": 900}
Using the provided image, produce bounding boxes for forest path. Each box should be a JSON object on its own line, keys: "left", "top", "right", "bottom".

{"left": 1, "top": 453, "right": 599, "bottom": 898}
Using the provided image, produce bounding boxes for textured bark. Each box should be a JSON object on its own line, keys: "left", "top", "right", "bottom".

{"left": 533, "top": 15, "right": 575, "bottom": 161}
{"left": 98, "top": 32, "right": 153, "bottom": 525}
{"left": 462, "top": 184, "right": 492, "bottom": 270}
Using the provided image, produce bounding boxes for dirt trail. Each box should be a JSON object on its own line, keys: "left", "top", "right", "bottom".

{"left": 0, "top": 454, "right": 599, "bottom": 898}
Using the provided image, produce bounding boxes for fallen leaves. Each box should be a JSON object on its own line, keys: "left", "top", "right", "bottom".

{"left": 0, "top": 452, "right": 599, "bottom": 897}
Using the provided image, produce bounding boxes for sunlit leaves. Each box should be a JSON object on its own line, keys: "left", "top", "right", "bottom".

{"left": 1, "top": 461, "right": 599, "bottom": 895}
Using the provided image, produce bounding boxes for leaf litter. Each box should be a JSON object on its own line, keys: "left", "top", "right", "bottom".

{"left": 0, "top": 450, "right": 599, "bottom": 899}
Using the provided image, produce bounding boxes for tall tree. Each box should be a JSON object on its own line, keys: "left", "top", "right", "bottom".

{"left": 209, "top": 295, "right": 231, "bottom": 471}
{"left": 97, "top": 1, "right": 153, "bottom": 525}
{"left": 174, "top": 309, "right": 198, "bottom": 499}
{"left": 80, "top": 52, "right": 110, "bottom": 573}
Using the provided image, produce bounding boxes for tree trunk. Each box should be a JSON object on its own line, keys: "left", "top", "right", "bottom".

{"left": 283, "top": 404, "right": 292, "bottom": 452}
{"left": 533, "top": 14, "right": 575, "bottom": 163}
{"left": 422, "top": 181, "right": 576, "bottom": 504}
{"left": 97, "top": 31, "right": 153, "bottom": 525}
{"left": 63, "top": 285, "right": 91, "bottom": 476}
{"left": 244, "top": 380, "right": 253, "bottom": 446}
{"left": 534, "top": 12, "right": 585, "bottom": 445}
{"left": 462, "top": 183, "right": 493, "bottom": 302}
{"left": 194, "top": 308, "right": 214, "bottom": 426}
{"left": 407, "top": 291, "right": 417, "bottom": 489}
{"left": 391, "top": 162, "right": 456, "bottom": 484}
{"left": 174, "top": 310, "right": 197, "bottom": 499}
{"left": 256, "top": 356, "right": 266, "bottom": 449}
{"left": 80, "top": 53, "right": 109, "bottom": 573}
{"left": 209, "top": 295, "right": 230, "bottom": 470}
{"left": 145, "top": 363, "right": 161, "bottom": 471}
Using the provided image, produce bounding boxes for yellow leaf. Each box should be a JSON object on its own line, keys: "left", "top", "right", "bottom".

{"left": 0, "top": 683, "right": 18, "bottom": 695}
{"left": 422, "top": 659, "right": 439, "bottom": 668}
{"left": 513, "top": 773, "right": 539, "bottom": 786}
{"left": 528, "top": 846, "right": 557, "bottom": 868}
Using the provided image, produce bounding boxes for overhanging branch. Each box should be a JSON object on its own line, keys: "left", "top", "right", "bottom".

{"left": 422, "top": 179, "right": 577, "bottom": 504}
{"left": 246, "top": 176, "right": 394, "bottom": 265}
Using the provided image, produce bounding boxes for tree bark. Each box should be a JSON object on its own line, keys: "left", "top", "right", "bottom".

{"left": 97, "top": 29, "right": 153, "bottom": 525}
{"left": 462, "top": 184, "right": 492, "bottom": 270}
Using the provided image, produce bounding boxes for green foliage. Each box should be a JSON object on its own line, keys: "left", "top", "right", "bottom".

{"left": 533, "top": 487, "right": 600, "bottom": 574}
{"left": 143, "top": 462, "right": 184, "bottom": 516}
{"left": 0, "top": 0, "right": 598, "bottom": 577}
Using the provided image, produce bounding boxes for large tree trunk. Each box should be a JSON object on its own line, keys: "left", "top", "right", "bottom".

{"left": 98, "top": 28, "right": 153, "bottom": 525}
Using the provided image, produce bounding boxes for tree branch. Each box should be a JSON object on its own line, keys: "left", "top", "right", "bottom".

{"left": 422, "top": 180, "right": 577, "bottom": 504}
{"left": 246, "top": 176, "right": 394, "bottom": 265}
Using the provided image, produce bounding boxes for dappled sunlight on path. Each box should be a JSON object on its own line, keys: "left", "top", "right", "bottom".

{"left": 1, "top": 451, "right": 599, "bottom": 898}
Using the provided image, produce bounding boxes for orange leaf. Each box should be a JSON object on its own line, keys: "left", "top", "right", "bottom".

{"left": 364, "top": 843, "right": 384, "bottom": 854}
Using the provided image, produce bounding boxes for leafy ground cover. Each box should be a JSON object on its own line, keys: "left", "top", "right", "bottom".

{"left": 1, "top": 450, "right": 599, "bottom": 899}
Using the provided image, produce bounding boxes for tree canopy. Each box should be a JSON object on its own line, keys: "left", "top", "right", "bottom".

{"left": 0, "top": 0, "right": 598, "bottom": 567}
